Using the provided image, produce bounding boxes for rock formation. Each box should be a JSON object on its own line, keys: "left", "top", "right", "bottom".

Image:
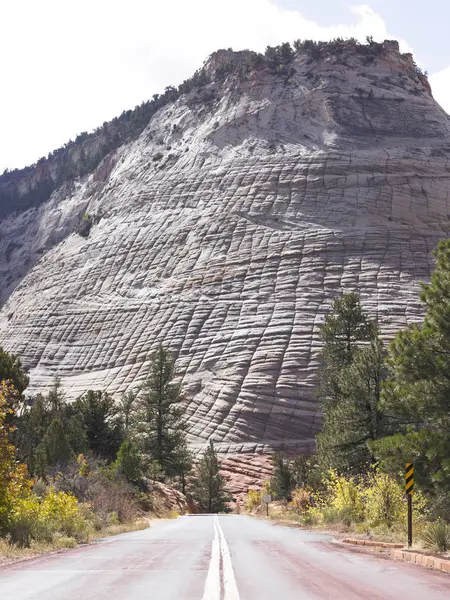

{"left": 0, "top": 39, "right": 449, "bottom": 490}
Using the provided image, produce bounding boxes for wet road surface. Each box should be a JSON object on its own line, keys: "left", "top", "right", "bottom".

{"left": 1, "top": 515, "right": 449, "bottom": 599}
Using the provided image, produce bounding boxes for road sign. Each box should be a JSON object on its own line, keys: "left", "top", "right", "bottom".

{"left": 405, "top": 463, "right": 414, "bottom": 495}
{"left": 406, "top": 463, "right": 414, "bottom": 547}
{"left": 262, "top": 494, "right": 272, "bottom": 504}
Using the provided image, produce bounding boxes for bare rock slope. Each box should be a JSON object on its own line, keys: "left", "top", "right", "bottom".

{"left": 0, "top": 40, "right": 449, "bottom": 482}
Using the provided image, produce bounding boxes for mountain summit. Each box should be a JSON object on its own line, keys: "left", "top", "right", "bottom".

{"left": 0, "top": 39, "right": 449, "bottom": 490}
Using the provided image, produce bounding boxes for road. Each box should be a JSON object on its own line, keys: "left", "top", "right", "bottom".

{"left": 1, "top": 515, "right": 449, "bottom": 599}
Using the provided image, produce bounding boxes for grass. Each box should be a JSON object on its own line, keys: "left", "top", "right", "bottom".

{"left": 92, "top": 518, "right": 150, "bottom": 539}
{"left": 422, "top": 522, "right": 450, "bottom": 553}
{"left": 250, "top": 504, "right": 428, "bottom": 549}
{"left": 0, "top": 535, "right": 78, "bottom": 565}
{"left": 262, "top": 509, "right": 450, "bottom": 556}
{"left": 0, "top": 518, "right": 151, "bottom": 565}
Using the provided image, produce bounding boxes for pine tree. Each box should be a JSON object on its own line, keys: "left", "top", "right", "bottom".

{"left": 41, "top": 416, "right": 72, "bottom": 467}
{"left": 74, "top": 390, "right": 123, "bottom": 461}
{"left": 47, "top": 375, "right": 65, "bottom": 413}
{"left": 318, "top": 336, "right": 387, "bottom": 472}
{"left": 319, "top": 292, "right": 376, "bottom": 382}
{"left": 190, "top": 441, "right": 230, "bottom": 513}
{"left": 270, "top": 453, "right": 294, "bottom": 500}
{"left": 113, "top": 439, "right": 142, "bottom": 483}
{"left": 134, "top": 346, "right": 187, "bottom": 478}
{"left": 0, "top": 346, "right": 29, "bottom": 398}
{"left": 173, "top": 445, "right": 193, "bottom": 495}
{"left": 317, "top": 292, "right": 384, "bottom": 472}
{"left": 13, "top": 393, "right": 49, "bottom": 465}
{"left": 118, "top": 389, "right": 138, "bottom": 434}
{"left": 372, "top": 239, "right": 450, "bottom": 514}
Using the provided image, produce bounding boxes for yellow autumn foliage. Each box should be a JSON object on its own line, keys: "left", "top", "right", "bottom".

{"left": 0, "top": 381, "right": 92, "bottom": 547}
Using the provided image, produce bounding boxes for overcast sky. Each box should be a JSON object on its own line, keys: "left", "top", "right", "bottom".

{"left": 1, "top": 0, "right": 450, "bottom": 172}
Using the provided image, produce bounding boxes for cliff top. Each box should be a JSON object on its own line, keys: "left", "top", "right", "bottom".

{"left": 0, "top": 38, "right": 440, "bottom": 221}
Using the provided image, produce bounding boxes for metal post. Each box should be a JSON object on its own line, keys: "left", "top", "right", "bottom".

{"left": 407, "top": 494, "right": 413, "bottom": 548}
{"left": 405, "top": 462, "right": 414, "bottom": 548}
{"left": 266, "top": 502, "right": 269, "bottom": 517}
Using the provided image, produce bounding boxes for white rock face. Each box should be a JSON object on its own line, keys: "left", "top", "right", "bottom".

{"left": 0, "top": 43, "right": 449, "bottom": 472}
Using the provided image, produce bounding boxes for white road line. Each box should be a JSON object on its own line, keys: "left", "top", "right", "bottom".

{"left": 202, "top": 516, "right": 221, "bottom": 600}
{"left": 202, "top": 515, "right": 241, "bottom": 600}
{"left": 216, "top": 516, "right": 240, "bottom": 600}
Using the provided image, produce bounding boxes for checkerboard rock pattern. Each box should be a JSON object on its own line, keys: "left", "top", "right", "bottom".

{"left": 0, "top": 42, "right": 449, "bottom": 489}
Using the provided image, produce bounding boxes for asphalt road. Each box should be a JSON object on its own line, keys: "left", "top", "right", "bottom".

{"left": 1, "top": 515, "right": 449, "bottom": 599}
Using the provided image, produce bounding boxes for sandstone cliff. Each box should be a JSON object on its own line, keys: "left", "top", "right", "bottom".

{"left": 0, "top": 40, "right": 449, "bottom": 489}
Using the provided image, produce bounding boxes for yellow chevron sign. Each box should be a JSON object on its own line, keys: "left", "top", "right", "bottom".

{"left": 405, "top": 463, "right": 414, "bottom": 495}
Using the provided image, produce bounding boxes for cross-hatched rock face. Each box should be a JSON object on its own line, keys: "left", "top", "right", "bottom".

{"left": 0, "top": 42, "right": 449, "bottom": 488}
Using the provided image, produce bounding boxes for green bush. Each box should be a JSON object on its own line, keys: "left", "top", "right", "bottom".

{"left": 422, "top": 521, "right": 450, "bottom": 552}
{"left": 113, "top": 440, "right": 142, "bottom": 483}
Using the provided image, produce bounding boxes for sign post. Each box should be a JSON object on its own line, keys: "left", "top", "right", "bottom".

{"left": 405, "top": 463, "right": 414, "bottom": 548}
{"left": 262, "top": 494, "right": 272, "bottom": 517}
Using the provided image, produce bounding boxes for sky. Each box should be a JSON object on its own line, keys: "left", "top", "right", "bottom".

{"left": 1, "top": 0, "right": 450, "bottom": 172}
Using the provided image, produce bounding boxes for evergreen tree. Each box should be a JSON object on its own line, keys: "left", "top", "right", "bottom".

{"left": 319, "top": 292, "right": 376, "bottom": 383}
{"left": 173, "top": 445, "right": 193, "bottom": 495}
{"left": 47, "top": 375, "right": 65, "bottom": 413}
{"left": 41, "top": 416, "right": 72, "bottom": 467}
{"left": 279, "top": 41, "right": 294, "bottom": 62}
{"left": 316, "top": 292, "right": 381, "bottom": 471}
{"left": 317, "top": 336, "right": 387, "bottom": 472}
{"left": 118, "top": 389, "right": 138, "bottom": 434}
{"left": 74, "top": 390, "right": 123, "bottom": 461}
{"left": 372, "top": 239, "right": 450, "bottom": 515}
{"left": 190, "top": 441, "right": 230, "bottom": 513}
{"left": 13, "top": 393, "right": 49, "bottom": 465}
{"left": 134, "top": 346, "right": 187, "bottom": 478}
{"left": 63, "top": 408, "right": 89, "bottom": 455}
{"left": 270, "top": 453, "right": 294, "bottom": 500}
{"left": 14, "top": 380, "right": 88, "bottom": 471}
{"left": 113, "top": 439, "right": 142, "bottom": 483}
{"left": 0, "top": 346, "right": 29, "bottom": 398}
{"left": 290, "top": 454, "right": 321, "bottom": 489}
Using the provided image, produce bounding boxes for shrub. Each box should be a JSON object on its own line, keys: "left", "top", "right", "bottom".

{"left": 0, "top": 382, "right": 33, "bottom": 534}
{"left": 32, "top": 479, "right": 48, "bottom": 498}
{"left": 422, "top": 521, "right": 450, "bottom": 552}
{"left": 76, "top": 213, "right": 93, "bottom": 238}
{"left": 364, "top": 472, "right": 405, "bottom": 529}
{"left": 52, "top": 458, "right": 139, "bottom": 527}
{"left": 289, "top": 488, "right": 312, "bottom": 514}
{"left": 323, "top": 471, "right": 364, "bottom": 523}
{"left": 247, "top": 490, "right": 261, "bottom": 511}
{"left": 321, "top": 506, "right": 353, "bottom": 527}
{"left": 8, "top": 488, "right": 92, "bottom": 547}
{"left": 302, "top": 507, "right": 323, "bottom": 526}
{"left": 9, "top": 495, "right": 49, "bottom": 547}
{"left": 40, "top": 488, "right": 92, "bottom": 542}
{"left": 87, "top": 472, "right": 139, "bottom": 526}
{"left": 366, "top": 471, "right": 427, "bottom": 530}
